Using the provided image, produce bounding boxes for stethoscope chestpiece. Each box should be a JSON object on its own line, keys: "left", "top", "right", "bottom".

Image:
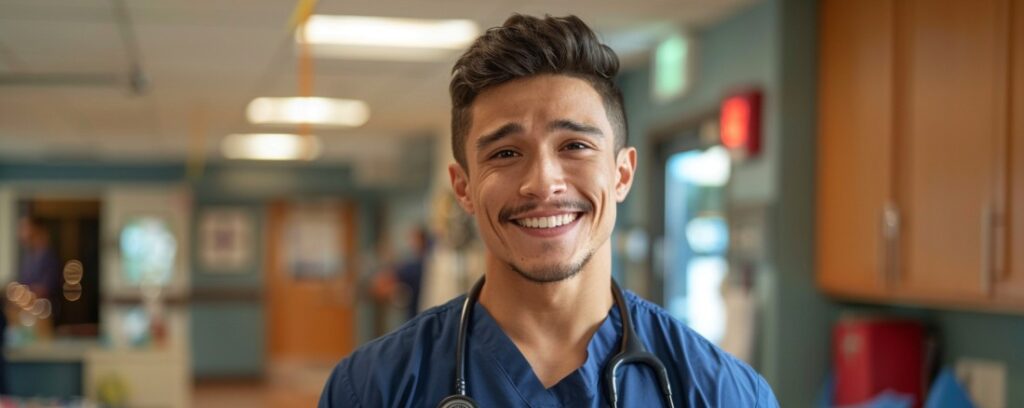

{"left": 437, "top": 395, "right": 479, "bottom": 408}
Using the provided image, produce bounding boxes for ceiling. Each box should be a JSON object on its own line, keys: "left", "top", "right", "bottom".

{"left": 0, "top": 0, "right": 757, "bottom": 176}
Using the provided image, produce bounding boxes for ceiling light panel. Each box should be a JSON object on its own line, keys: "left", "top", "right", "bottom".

{"left": 302, "top": 15, "right": 478, "bottom": 48}
{"left": 246, "top": 97, "right": 369, "bottom": 127}
{"left": 299, "top": 15, "right": 480, "bottom": 61}
{"left": 221, "top": 133, "right": 321, "bottom": 161}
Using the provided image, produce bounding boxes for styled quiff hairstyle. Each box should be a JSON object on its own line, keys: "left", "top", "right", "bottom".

{"left": 449, "top": 14, "right": 627, "bottom": 169}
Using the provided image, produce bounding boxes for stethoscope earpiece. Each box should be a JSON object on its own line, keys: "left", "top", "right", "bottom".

{"left": 437, "top": 395, "right": 479, "bottom": 408}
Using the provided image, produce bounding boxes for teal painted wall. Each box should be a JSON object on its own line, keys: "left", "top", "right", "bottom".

{"left": 934, "top": 311, "right": 1024, "bottom": 405}
{"left": 617, "top": 0, "right": 835, "bottom": 405}
{"left": 6, "top": 362, "right": 82, "bottom": 398}
{"left": 190, "top": 302, "right": 266, "bottom": 377}
{"left": 767, "top": 0, "right": 837, "bottom": 405}
{"left": 188, "top": 199, "right": 266, "bottom": 378}
{"left": 619, "top": 0, "right": 779, "bottom": 223}
{"left": 0, "top": 162, "right": 183, "bottom": 182}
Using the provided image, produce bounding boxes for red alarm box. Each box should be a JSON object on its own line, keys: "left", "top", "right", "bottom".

{"left": 833, "top": 318, "right": 926, "bottom": 407}
{"left": 719, "top": 89, "right": 762, "bottom": 160}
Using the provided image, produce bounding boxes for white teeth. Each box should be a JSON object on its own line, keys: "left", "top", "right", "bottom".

{"left": 515, "top": 213, "right": 578, "bottom": 229}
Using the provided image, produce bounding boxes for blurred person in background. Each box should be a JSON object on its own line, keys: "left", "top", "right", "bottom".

{"left": 17, "top": 216, "right": 60, "bottom": 306}
{"left": 320, "top": 14, "right": 777, "bottom": 407}
{"left": 370, "top": 226, "right": 431, "bottom": 320}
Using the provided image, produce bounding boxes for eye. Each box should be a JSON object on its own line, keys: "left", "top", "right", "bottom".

{"left": 564, "top": 141, "right": 591, "bottom": 151}
{"left": 490, "top": 149, "right": 520, "bottom": 160}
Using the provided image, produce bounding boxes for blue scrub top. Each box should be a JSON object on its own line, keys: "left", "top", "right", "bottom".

{"left": 320, "top": 290, "right": 778, "bottom": 407}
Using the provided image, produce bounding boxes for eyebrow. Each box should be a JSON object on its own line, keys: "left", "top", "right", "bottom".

{"left": 476, "top": 123, "right": 524, "bottom": 151}
{"left": 548, "top": 119, "right": 604, "bottom": 137}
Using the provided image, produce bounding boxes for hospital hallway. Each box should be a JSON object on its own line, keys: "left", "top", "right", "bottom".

{"left": 3, "top": 0, "right": 1024, "bottom": 407}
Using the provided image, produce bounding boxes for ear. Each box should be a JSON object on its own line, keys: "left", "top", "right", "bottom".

{"left": 614, "top": 147, "right": 637, "bottom": 202}
{"left": 448, "top": 163, "right": 475, "bottom": 214}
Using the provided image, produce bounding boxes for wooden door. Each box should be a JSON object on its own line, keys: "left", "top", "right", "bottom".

{"left": 817, "top": 0, "right": 896, "bottom": 299}
{"left": 266, "top": 201, "right": 357, "bottom": 361}
{"left": 894, "top": 0, "right": 1007, "bottom": 301}
{"left": 1000, "top": 0, "right": 1024, "bottom": 301}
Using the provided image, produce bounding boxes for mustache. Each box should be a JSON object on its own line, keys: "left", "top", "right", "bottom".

{"left": 498, "top": 199, "right": 593, "bottom": 223}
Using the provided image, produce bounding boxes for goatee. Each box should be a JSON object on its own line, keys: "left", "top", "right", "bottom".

{"left": 507, "top": 249, "right": 595, "bottom": 284}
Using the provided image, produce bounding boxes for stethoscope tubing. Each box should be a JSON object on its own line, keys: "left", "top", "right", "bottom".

{"left": 439, "top": 277, "right": 674, "bottom": 408}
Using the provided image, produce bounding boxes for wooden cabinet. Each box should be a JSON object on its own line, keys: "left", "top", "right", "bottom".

{"left": 817, "top": 0, "right": 1024, "bottom": 311}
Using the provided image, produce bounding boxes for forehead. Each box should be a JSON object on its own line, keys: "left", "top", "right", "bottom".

{"left": 467, "top": 75, "right": 610, "bottom": 138}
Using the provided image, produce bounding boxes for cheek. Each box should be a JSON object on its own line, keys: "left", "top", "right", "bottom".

{"left": 576, "top": 163, "right": 616, "bottom": 198}
{"left": 473, "top": 176, "right": 506, "bottom": 215}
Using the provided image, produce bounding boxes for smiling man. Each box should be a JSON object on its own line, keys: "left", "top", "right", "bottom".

{"left": 319, "top": 14, "right": 778, "bottom": 407}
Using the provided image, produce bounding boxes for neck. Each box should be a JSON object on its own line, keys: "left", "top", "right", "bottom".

{"left": 479, "top": 241, "right": 614, "bottom": 387}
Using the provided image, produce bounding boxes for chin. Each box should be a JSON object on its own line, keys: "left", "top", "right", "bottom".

{"left": 509, "top": 249, "right": 594, "bottom": 284}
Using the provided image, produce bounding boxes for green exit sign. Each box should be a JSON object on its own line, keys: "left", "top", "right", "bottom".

{"left": 653, "top": 34, "right": 692, "bottom": 102}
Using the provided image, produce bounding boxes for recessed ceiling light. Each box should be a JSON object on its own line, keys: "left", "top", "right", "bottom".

{"left": 299, "top": 15, "right": 479, "bottom": 61}
{"left": 221, "top": 133, "right": 321, "bottom": 161}
{"left": 246, "top": 97, "right": 369, "bottom": 127}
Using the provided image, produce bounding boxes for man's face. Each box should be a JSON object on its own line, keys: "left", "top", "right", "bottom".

{"left": 449, "top": 74, "right": 636, "bottom": 283}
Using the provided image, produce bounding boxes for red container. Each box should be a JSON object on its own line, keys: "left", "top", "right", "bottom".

{"left": 833, "top": 319, "right": 926, "bottom": 407}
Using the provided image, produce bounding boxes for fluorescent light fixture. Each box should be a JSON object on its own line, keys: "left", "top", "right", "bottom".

{"left": 247, "top": 97, "right": 369, "bottom": 127}
{"left": 222, "top": 133, "right": 322, "bottom": 161}
{"left": 299, "top": 15, "right": 479, "bottom": 60}
{"left": 303, "top": 15, "right": 478, "bottom": 48}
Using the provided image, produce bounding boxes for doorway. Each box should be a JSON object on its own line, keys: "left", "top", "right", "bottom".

{"left": 266, "top": 200, "right": 357, "bottom": 362}
{"left": 652, "top": 116, "right": 732, "bottom": 345}
{"left": 14, "top": 198, "right": 102, "bottom": 338}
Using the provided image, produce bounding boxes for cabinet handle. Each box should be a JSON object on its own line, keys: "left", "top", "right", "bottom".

{"left": 981, "top": 204, "right": 1000, "bottom": 296}
{"left": 994, "top": 210, "right": 1005, "bottom": 287}
{"left": 889, "top": 204, "right": 901, "bottom": 286}
{"left": 881, "top": 203, "right": 900, "bottom": 287}
{"left": 879, "top": 209, "right": 888, "bottom": 287}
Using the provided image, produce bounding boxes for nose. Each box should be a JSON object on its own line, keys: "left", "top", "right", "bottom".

{"left": 518, "top": 151, "right": 567, "bottom": 199}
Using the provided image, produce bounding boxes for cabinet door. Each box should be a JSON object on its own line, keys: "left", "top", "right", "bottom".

{"left": 817, "top": 0, "right": 895, "bottom": 298}
{"left": 895, "top": 0, "right": 1005, "bottom": 300}
{"left": 1000, "top": 0, "right": 1024, "bottom": 300}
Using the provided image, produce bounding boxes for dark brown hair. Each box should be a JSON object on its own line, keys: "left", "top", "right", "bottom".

{"left": 449, "top": 14, "right": 627, "bottom": 170}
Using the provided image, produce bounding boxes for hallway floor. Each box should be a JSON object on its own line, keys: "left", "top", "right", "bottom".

{"left": 193, "top": 360, "right": 333, "bottom": 408}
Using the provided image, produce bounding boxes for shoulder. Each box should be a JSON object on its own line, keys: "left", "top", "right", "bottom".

{"left": 318, "top": 296, "right": 464, "bottom": 408}
{"left": 624, "top": 291, "right": 779, "bottom": 407}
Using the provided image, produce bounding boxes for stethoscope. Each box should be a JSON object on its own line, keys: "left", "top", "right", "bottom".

{"left": 437, "top": 277, "right": 675, "bottom": 408}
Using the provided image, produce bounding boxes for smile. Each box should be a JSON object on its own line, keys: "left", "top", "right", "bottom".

{"left": 514, "top": 213, "right": 579, "bottom": 229}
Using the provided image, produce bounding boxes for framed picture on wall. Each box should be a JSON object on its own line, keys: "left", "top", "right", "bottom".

{"left": 198, "top": 207, "right": 255, "bottom": 274}
{"left": 284, "top": 201, "right": 343, "bottom": 280}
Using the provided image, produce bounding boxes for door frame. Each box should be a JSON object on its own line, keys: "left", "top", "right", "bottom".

{"left": 647, "top": 110, "right": 721, "bottom": 306}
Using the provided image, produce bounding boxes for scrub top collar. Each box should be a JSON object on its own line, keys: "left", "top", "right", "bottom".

{"left": 470, "top": 298, "right": 624, "bottom": 407}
